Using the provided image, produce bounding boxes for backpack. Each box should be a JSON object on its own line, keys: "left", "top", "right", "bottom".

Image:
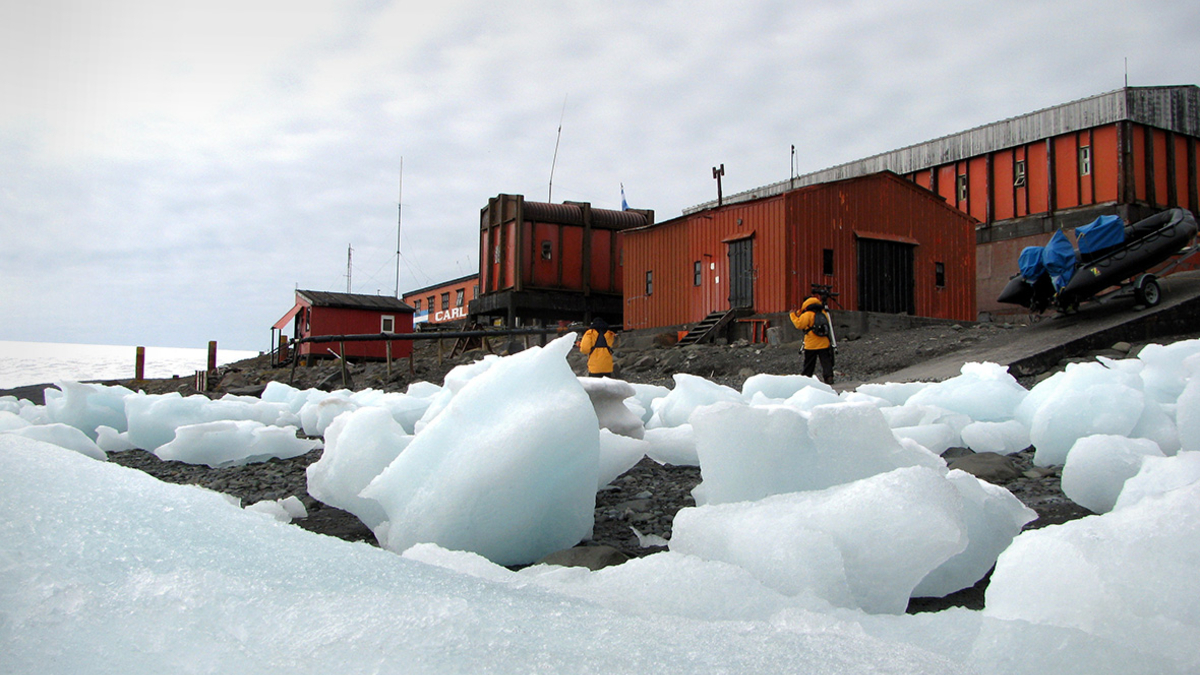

{"left": 809, "top": 311, "right": 830, "bottom": 338}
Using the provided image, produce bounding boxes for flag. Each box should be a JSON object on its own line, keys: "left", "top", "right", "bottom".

{"left": 620, "top": 183, "right": 628, "bottom": 211}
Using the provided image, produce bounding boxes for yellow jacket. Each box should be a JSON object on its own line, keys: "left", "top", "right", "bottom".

{"left": 580, "top": 328, "right": 617, "bottom": 374}
{"left": 790, "top": 296, "right": 833, "bottom": 351}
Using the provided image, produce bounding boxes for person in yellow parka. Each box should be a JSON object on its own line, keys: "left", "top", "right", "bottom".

{"left": 579, "top": 318, "right": 617, "bottom": 377}
{"left": 789, "top": 296, "right": 836, "bottom": 384}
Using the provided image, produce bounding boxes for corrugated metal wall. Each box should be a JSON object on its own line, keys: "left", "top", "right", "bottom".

{"left": 623, "top": 173, "right": 976, "bottom": 329}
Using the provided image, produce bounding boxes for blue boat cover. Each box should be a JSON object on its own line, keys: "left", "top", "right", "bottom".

{"left": 1075, "top": 215, "right": 1125, "bottom": 255}
{"left": 1018, "top": 246, "right": 1046, "bottom": 281}
{"left": 1043, "top": 230, "right": 1077, "bottom": 291}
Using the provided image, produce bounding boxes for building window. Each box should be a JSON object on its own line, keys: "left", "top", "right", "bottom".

{"left": 1013, "top": 160, "right": 1027, "bottom": 187}
{"left": 1079, "top": 146, "right": 1091, "bottom": 176}
{"left": 693, "top": 261, "right": 702, "bottom": 286}
{"left": 541, "top": 241, "right": 552, "bottom": 260}
{"left": 956, "top": 174, "right": 968, "bottom": 203}
{"left": 473, "top": 285, "right": 479, "bottom": 298}
{"left": 822, "top": 249, "right": 835, "bottom": 276}
{"left": 441, "top": 292, "right": 450, "bottom": 310}
{"left": 645, "top": 270, "right": 653, "bottom": 296}
{"left": 935, "top": 262, "right": 946, "bottom": 288}
{"left": 381, "top": 315, "right": 395, "bottom": 333}
{"left": 412, "top": 299, "right": 421, "bottom": 311}
{"left": 455, "top": 289, "right": 464, "bottom": 307}
{"left": 427, "top": 296, "right": 435, "bottom": 311}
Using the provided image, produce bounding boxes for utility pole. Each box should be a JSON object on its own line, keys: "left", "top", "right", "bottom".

{"left": 712, "top": 164, "right": 725, "bottom": 207}
{"left": 395, "top": 158, "right": 403, "bottom": 298}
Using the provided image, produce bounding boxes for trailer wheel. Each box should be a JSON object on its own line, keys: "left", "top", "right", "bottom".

{"left": 1135, "top": 275, "right": 1161, "bottom": 307}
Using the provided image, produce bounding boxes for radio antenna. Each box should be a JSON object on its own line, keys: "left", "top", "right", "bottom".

{"left": 395, "top": 157, "right": 403, "bottom": 298}
{"left": 548, "top": 94, "right": 567, "bottom": 202}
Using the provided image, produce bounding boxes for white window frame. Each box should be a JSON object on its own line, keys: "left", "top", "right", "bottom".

{"left": 1079, "top": 146, "right": 1092, "bottom": 176}
{"left": 1013, "top": 159, "right": 1027, "bottom": 187}
{"left": 956, "top": 174, "right": 968, "bottom": 203}
{"left": 381, "top": 315, "right": 395, "bottom": 333}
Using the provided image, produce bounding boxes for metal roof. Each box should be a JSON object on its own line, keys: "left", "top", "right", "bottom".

{"left": 685, "top": 85, "right": 1200, "bottom": 214}
{"left": 296, "top": 290, "right": 414, "bottom": 312}
{"left": 402, "top": 273, "right": 479, "bottom": 297}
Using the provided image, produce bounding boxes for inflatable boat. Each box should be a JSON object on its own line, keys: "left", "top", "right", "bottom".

{"left": 997, "top": 208, "right": 1198, "bottom": 313}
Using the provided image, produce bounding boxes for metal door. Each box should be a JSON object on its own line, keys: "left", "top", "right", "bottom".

{"left": 857, "top": 238, "right": 915, "bottom": 314}
{"left": 727, "top": 238, "right": 754, "bottom": 309}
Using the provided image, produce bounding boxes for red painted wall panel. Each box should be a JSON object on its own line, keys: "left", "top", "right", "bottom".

{"left": 1093, "top": 126, "right": 1119, "bottom": 204}
{"left": 1054, "top": 135, "right": 1080, "bottom": 209}
{"left": 1133, "top": 125, "right": 1148, "bottom": 203}
{"left": 1174, "top": 135, "right": 1190, "bottom": 209}
{"left": 968, "top": 156, "right": 988, "bottom": 222}
{"left": 1027, "top": 142, "right": 1050, "bottom": 214}
{"left": 993, "top": 151, "right": 1015, "bottom": 221}
{"left": 1153, "top": 128, "right": 1170, "bottom": 206}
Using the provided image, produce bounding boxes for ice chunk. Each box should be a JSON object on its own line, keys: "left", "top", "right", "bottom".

{"left": 306, "top": 406, "right": 411, "bottom": 532}
{"left": 913, "top": 470, "right": 1036, "bottom": 598}
{"left": 671, "top": 466, "right": 967, "bottom": 614}
{"left": 362, "top": 336, "right": 599, "bottom": 566}
{"left": 153, "top": 420, "right": 319, "bottom": 468}
{"left": 892, "top": 423, "right": 959, "bottom": 456}
{"left": 598, "top": 429, "right": 648, "bottom": 488}
{"left": 960, "top": 420, "right": 1031, "bottom": 455}
{"left": 125, "top": 391, "right": 300, "bottom": 450}
{"left": 741, "top": 373, "right": 832, "bottom": 401}
{"left": 578, "top": 377, "right": 644, "bottom": 439}
{"left": 1061, "top": 435, "right": 1164, "bottom": 514}
{"left": 985, "top": 481, "right": 1200, "bottom": 670}
{"left": 0, "top": 410, "right": 29, "bottom": 432}
{"left": 95, "top": 425, "right": 136, "bottom": 452}
{"left": 647, "top": 374, "right": 741, "bottom": 429}
{"left": 1137, "top": 338, "right": 1200, "bottom": 403}
{"left": 1029, "top": 382, "right": 1144, "bottom": 466}
{"left": 1175, "top": 369, "right": 1200, "bottom": 454}
{"left": 906, "top": 362, "right": 1028, "bottom": 422}
{"left": 298, "top": 391, "right": 358, "bottom": 437}
{"left": 854, "top": 381, "right": 929, "bottom": 406}
{"left": 690, "top": 401, "right": 945, "bottom": 506}
{"left": 1113, "top": 451, "right": 1200, "bottom": 511}
{"left": 642, "top": 425, "right": 698, "bottom": 466}
{"left": 784, "top": 385, "right": 843, "bottom": 411}
{"left": 627, "top": 382, "right": 669, "bottom": 425}
{"left": 43, "top": 380, "right": 135, "bottom": 439}
{"left": 413, "top": 355, "right": 501, "bottom": 432}
{"left": 4, "top": 422, "right": 106, "bottom": 460}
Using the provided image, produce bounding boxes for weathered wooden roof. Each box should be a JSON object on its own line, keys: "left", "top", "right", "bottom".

{"left": 296, "top": 290, "right": 414, "bottom": 313}
{"left": 686, "top": 85, "right": 1200, "bottom": 214}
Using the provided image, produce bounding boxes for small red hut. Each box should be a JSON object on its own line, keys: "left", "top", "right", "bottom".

{"left": 272, "top": 290, "right": 414, "bottom": 361}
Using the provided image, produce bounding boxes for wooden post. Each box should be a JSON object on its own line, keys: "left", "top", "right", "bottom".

{"left": 207, "top": 341, "right": 217, "bottom": 374}
{"left": 386, "top": 341, "right": 393, "bottom": 378}
{"left": 277, "top": 334, "right": 288, "bottom": 365}
{"left": 135, "top": 346, "right": 145, "bottom": 380}
{"left": 339, "top": 341, "right": 349, "bottom": 388}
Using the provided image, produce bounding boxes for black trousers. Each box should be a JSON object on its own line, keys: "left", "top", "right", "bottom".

{"left": 802, "top": 348, "right": 835, "bottom": 384}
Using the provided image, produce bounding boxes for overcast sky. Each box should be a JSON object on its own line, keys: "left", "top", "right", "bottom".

{"left": 3, "top": 0, "right": 1198, "bottom": 351}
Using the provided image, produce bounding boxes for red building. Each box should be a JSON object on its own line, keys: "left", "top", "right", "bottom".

{"left": 272, "top": 290, "right": 414, "bottom": 360}
{"left": 402, "top": 274, "right": 479, "bottom": 326}
{"left": 471, "top": 194, "right": 654, "bottom": 325}
{"left": 690, "top": 86, "right": 1200, "bottom": 318}
{"left": 624, "top": 172, "right": 977, "bottom": 330}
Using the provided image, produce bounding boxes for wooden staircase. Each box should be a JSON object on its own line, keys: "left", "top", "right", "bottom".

{"left": 676, "top": 309, "right": 747, "bottom": 346}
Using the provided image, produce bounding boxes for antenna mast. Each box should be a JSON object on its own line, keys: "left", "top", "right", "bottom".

{"left": 346, "top": 244, "right": 353, "bottom": 293}
{"left": 395, "top": 157, "right": 403, "bottom": 298}
{"left": 548, "top": 95, "right": 567, "bottom": 202}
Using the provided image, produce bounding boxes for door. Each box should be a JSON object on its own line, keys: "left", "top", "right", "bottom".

{"left": 857, "top": 238, "right": 915, "bottom": 314}
{"left": 727, "top": 237, "right": 754, "bottom": 309}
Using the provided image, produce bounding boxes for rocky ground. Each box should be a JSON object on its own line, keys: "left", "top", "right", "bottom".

{"left": 78, "top": 319, "right": 1169, "bottom": 613}
{"left": 19, "top": 319, "right": 1199, "bottom": 610}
